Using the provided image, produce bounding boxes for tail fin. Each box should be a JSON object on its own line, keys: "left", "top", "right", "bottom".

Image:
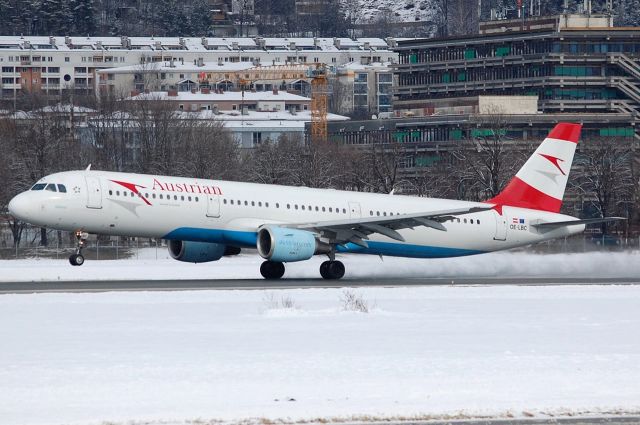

{"left": 487, "top": 123, "right": 581, "bottom": 213}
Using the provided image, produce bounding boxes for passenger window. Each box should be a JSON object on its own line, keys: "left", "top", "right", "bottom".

{"left": 464, "top": 218, "right": 467, "bottom": 223}
{"left": 45, "top": 184, "right": 57, "bottom": 192}
{"left": 223, "top": 199, "right": 227, "bottom": 204}
{"left": 57, "top": 184, "right": 67, "bottom": 193}
{"left": 383, "top": 212, "right": 387, "bottom": 216}
{"left": 308, "top": 205, "right": 312, "bottom": 210}
{"left": 301, "top": 205, "right": 305, "bottom": 210}
{"left": 195, "top": 197, "right": 199, "bottom": 202}
{"left": 31, "top": 183, "right": 46, "bottom": 191}
{"left": 244, "top": 200, "right": 248, "bottom": 206}
{"left": 230, "top": 199, "right": 234, "bottom": 205}
{"left": 343, "top": 208, "right": 346, "bottom": 214}
{"left": 160, "top": 194, "right": 163, "bottom": 199}
{"left": 174, "top": 195, "right": 178, "bottom": 200}
{"left": 145, "top": 193, "right": 149, "bottom": 198}
{"left": 152, "top": 193, "right": 155, "bottom": 199}
{"left": 188, "top": 196, "right": 192, "bottom": 201}
{"left": 109, "top": 190, "right": 113, "bottom": 195}
{"left": 322, "top": 207, "right": 325, "bottom": 212}
{"left": 265, "top": 202, "right": 269, "bottom": 207}
{"left": 181, "top": 196, "right": 185, "bottom": 201}
{"left": 295, "top": 204, "right": 299, "bottom": 210}
{"left": 329, "top": 207, "right": 332, "bottom": 212}
{"left": 117, "top": 191, "right": 121, "bottom": 196}
{"left": 287, "top": 204, "right": 291, "bottom": 209}
{"left": 258, "top": 202, "right": 262, "bottom": 207}
{"left": 251, "top": 201, "right": 255, "bottom": 206}
{"left": 315, "top": 206, "right": 319, "bottom": 211}
{"left": 377, "top": 211, "right": 380, "bottom": 216}
{"left": 370, "top": 210, "right": 373, "bottom": 216}
{"left": 477, "top": 220, "right": 480, "bottom": 225}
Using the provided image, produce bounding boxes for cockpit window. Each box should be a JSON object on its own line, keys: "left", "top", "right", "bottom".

{"left": 31, "top": 183, "right": 46, "bottom": 191}
{"left": 45, "top": 184, "right": 57, "bottom": 192}
{"left": 57, "top": 184, "right": 67, "bottom": 193}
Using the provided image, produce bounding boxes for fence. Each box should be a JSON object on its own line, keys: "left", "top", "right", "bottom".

{"left": 0, "top": 225, "right": 166, "bottom": 260}
{"left": 1, "top": 224, "right": 639, "bottom": 260}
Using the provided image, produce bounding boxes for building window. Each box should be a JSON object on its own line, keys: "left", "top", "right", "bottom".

{"left": 252, "top": 132, "right": 262, "bottom": 145}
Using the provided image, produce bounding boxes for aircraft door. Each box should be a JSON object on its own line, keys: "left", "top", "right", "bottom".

{"left": 349, "top": 202, "right": 361, "bottom": 219}
{"left": 206, "top": 194, "right": 221, "bottom": 218}
{"left": 493, "top": 211, "right": 507, "bottom": 241}
{"left": 85, "top": 176, "right": 102, "bottom": 209}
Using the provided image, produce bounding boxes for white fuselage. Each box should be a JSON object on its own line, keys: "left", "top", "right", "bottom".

{"left": 8, "top": 170, "right": 584, "bottom": 258}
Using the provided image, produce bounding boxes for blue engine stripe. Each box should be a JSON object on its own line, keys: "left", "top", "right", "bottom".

{"left": 162, "top": 227, "right": 484, "bottom": 259}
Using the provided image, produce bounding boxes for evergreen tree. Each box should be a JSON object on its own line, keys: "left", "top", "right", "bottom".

{"left": 74, "top": 0, "right": 97, "bottom": 36}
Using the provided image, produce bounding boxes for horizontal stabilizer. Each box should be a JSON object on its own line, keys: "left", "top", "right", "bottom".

{"left": 533, "top": 217, "right": 626, "bottom": 229}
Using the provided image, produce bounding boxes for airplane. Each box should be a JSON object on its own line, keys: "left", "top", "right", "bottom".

{"left": 7, "top": 122, "right": 622, "bottom": 280}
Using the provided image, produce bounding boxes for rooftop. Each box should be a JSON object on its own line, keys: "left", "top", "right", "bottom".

{"left": 128, "top": 90, "right": 311, "bottom": 102}
{"left": 0, "top": 36, "right": 395, "bottom": 53}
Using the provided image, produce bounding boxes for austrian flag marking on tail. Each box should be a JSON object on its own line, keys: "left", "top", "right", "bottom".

{"left": 487, "top": 123, "right": 582, "bottom": 213}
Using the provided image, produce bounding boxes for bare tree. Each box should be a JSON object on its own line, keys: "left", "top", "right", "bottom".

{"left": 176, "top": 115, "right": 242, "bottom": 181}
{"left": 449, "top": 110, "right": 528, "bottom": 201}
{"left": 571, "top": 137, "right": 636, "bottom": 233}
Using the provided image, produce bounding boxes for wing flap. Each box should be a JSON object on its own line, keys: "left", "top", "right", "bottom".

{"left": 289, "top": 205, "right": 492, "bottom": 246}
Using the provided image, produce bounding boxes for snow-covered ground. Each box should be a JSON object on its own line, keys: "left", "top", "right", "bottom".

{"left": 1, "top": 250, "right": 640, "bottom": 282}
{"left": 1, "top": 284, "right": 639, "bottom": 425}
{"left": 341, "top": 0, "right": 436, "bottom": 24}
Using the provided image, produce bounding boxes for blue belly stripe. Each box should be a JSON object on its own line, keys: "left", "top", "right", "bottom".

{"left": 162, "top": 227, "right": 484, "bottom": 259}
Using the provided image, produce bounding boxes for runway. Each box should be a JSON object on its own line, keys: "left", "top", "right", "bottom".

{"left": 1, "top": 276, "right": 640, "bottom": 294}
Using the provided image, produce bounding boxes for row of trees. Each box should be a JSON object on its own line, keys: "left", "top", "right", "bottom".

{"left": 0, "top": 0, "right": 214, "bottom": 37}
{"left": 0, "top": 94, "right": 638, "bottom": 247}
{"left": 1, "top": 0, "right": 638, "bottom": 38}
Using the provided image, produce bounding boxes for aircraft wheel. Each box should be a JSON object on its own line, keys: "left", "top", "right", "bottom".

{"left": 320, "top": 260, "right": 345, "bottom": 280}
{"left": 69, "top": 254, "right": 85, "bottom": 266}
{"left": 260, "top": 261, "right": 285, "bottom": 279}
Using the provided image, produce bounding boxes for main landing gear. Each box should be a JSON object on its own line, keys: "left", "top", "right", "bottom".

{"left": 69, "top": 230, "right": 88, "bottom": 266}
{"left": 259, "top": 259, "right": 345, "bottom": 280}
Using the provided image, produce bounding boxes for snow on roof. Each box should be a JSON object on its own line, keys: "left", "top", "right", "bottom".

{"left": 129, "top": 91, "right": 311, "bottom": 102}
{"left": 339, "top": 61, "right": 394, "bottom": 71}
{"left": 186, "top": 109, "right": 349, "bottom": 123}
{"left": 97, "top": 61, "right": 256, "bottom": 74}
{"left": 0, "top": 36, "right": 393, "bottom": 52}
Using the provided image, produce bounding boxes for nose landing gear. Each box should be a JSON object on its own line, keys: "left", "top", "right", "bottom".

{"left": 69, "top": 230, "right": 88, "bottom": 266}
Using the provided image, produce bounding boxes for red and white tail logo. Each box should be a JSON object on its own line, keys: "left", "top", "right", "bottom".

{"left": 488, "top": 123, "right": 581, "bottom": 213}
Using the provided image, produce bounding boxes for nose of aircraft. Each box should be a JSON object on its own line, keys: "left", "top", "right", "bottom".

{"left": 8, "top": 192, "right": 31, "bottom": 221}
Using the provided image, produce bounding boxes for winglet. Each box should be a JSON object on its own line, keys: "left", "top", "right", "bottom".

{"left": 85, "top": 164, "right": 92, "bottom": 171}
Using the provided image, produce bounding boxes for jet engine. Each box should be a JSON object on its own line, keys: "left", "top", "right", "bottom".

{"left": 168, "top": 240, "right": 226, "bottom": 263}
{"left": 257, "top": 226, "right": 329, "bottom": 262}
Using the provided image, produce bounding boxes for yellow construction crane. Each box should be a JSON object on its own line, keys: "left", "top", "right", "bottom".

{"left": 308, "top": 64, "right": 328, "bottom": 145}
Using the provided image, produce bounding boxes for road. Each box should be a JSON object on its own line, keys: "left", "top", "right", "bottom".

{"left": 1, "top": 276, "right": 639, "bottom": 294}
{"left": 356, "top": 417, "right": 640, "bottom": 425}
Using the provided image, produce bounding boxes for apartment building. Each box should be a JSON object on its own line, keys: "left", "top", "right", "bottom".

{"left": 0, "top": 36, "right": 397, "bottom": 100}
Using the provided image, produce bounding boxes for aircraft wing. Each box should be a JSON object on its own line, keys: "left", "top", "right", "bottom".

{"left": 532, "top": 217, "right": 626, "bottom": 230}
{"left": 287, "top": 206, "right": 492, "bottom": 248}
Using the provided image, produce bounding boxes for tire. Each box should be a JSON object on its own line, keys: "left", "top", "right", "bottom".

{"left": 69, "top": 254, "right": 85, "bottom": 266}
{"left": 328, "top": 261, "right": 345, "bottom": 279}
{"left": 260, "top": 261, "right": 285, "bottom": 279}
{"left": 320, "top": 260, "right": 345, "bottom": 280}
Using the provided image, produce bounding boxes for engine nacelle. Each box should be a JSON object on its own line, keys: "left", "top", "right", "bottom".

{"left": 257, "top": 226, "right": 328, "bottom": 262}
{"left": 168, "top": 240, "right": 226, "bottom": 263}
